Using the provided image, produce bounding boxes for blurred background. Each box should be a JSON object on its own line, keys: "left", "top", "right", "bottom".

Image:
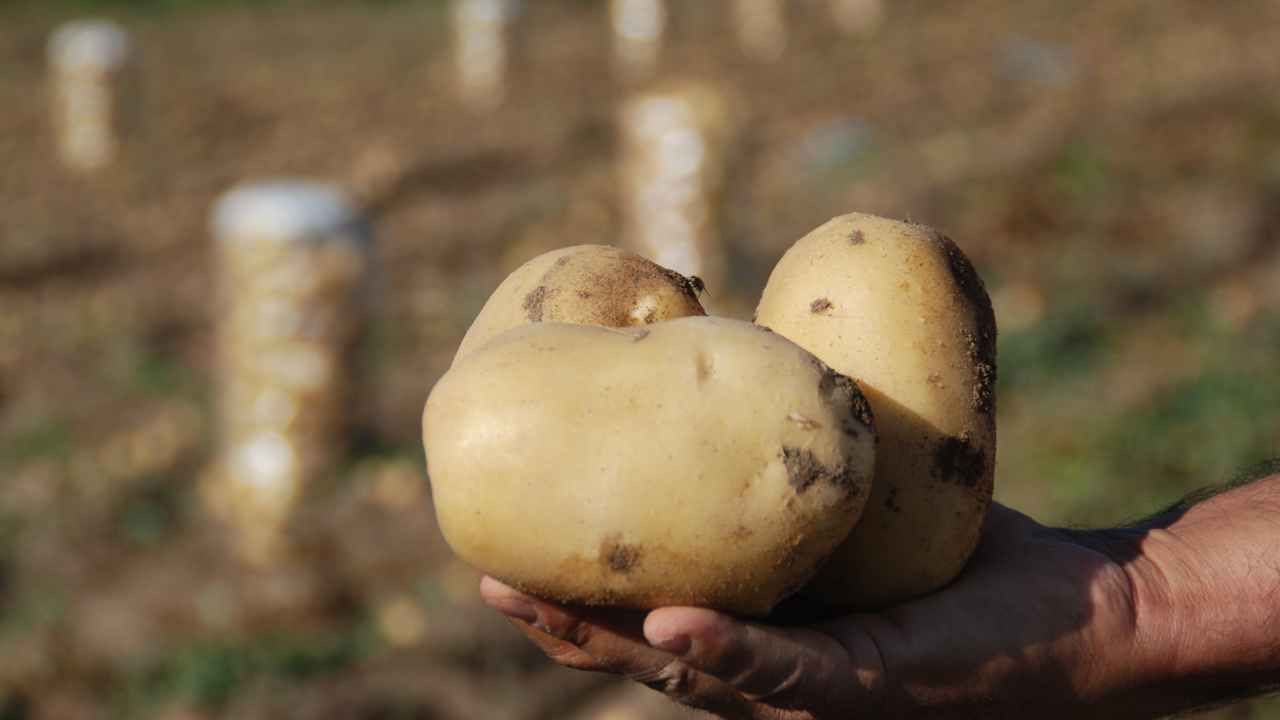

{"left": 3, "top": 0, "right": 1280, "bottom": 717}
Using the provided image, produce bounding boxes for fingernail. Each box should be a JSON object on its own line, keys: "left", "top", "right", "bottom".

{"left": 648, "top": 629, "right": 691, "bottom": 655}
{"left": 487, "top": 595, "right": 539, "bottom": 624}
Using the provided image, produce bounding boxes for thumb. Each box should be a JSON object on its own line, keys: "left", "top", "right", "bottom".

{"left": 643, "top": 607, "right": 874, "bottom": 715}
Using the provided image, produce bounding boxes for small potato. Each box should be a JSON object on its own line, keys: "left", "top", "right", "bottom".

{"left": 755, "top": 213, "right": 997, "bottom": 608}
{"left": 453, "top": 245, "right": 706, "bottom": 363}
{"left": 424, "top": 316, "right": 876, "bottom": 616}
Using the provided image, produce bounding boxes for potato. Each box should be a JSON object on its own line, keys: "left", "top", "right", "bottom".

{"left": 424, "top": 316, "right": 876, "bottom": 616}
{"left": 754, "top": 213, "right": 996, "bottom": 608}
{"left": 453, "top": 244, "right": 706, "bottom": 363}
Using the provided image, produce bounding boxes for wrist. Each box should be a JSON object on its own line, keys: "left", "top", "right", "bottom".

{"left": 1052, "top": 527, "right": 1170, "bottom": 715}
{"left": 1120, "top": 526, "right": 1259, "bottom": 716}
{"left": 1114, "top": 529, "right": 1194, "bottom": 697}
{"left": 1087, "top": 484, "right": 1280, "bottom": 716}
{"left": 1057, "top": 524, "right": 1211, "bottom": 716}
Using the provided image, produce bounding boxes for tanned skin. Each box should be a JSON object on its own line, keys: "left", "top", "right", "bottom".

{"left": 481, "top": 467, "right": 1280, "bottom": 719}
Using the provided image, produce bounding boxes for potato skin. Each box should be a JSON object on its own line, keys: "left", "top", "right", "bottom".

{"left": 424, "top": 316, "right": 876, "bottom": 617}
{"left": 453, "top": 245, "right": 706, "bottom": 364}
{"left": 754, "top": 213, "right": 996, "bottom": 608}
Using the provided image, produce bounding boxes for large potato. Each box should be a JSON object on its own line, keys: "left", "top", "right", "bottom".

{"left": 453, "top": 244, "right": 706, "bottom": 363}
{"left": 424, "top": 316, "right": 876, "bottom": 616}
{"left": 755, "top": 213, "right": 996, "bottom": 608}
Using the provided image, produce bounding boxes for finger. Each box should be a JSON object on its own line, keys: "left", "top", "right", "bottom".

{"left": 481, "top": 576, "right": 613, "bottom": 670}
{"left": 481, "top": 578, "right": 754, "bottom": 717}
{"left": 482, "top": 576, "right": 659, "bottom": 669}
{"left": 628, "top": 657, "right": 757, "bottom": 718}
{"left": 644, "top": 606, "right": 866, "bottom": 713}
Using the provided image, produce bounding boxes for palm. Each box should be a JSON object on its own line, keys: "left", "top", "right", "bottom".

{"left": 827, "top": 505, "right": 1139, "bottom": 717}
{"left": 481, "top": 504, "right": 1140, "bottom": 719}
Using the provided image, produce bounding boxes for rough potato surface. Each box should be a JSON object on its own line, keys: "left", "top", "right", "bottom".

{"left": 755, "top": 212, "right": 997, "bottom": 608}
{"left": 453, "top": 245, "right": 706, "bottom": 364}
{"left": 425, "top": 317, "right": 875, "bottom": 617}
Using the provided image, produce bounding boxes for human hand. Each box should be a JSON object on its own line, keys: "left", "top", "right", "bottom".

{"left": 480, "top": 503, "right": 1154, "bottom": 719}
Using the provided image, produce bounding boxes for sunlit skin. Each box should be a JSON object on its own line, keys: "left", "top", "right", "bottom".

{"left": 482, "top": 474, "right": 1280, "bottom": 719}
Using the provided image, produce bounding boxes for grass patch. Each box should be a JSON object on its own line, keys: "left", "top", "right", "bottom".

{"left": 116, "top": 484, "right": 179, "bottom": 547}
{"left": 0, "top": 420, "right": 72, "bottom": 470}
{"left": 132, "top": 352, "right": 198, "bottom": 397}
{"left": 1102, "top": 371, "right": 1280, "bottom": 490}
{"left": 1032, "top": 360, "right": 1280, "bottom": 524}
{"left": 0, "top": 587, "right": 69, "bottom": 641}
{"left": 115, "top": 623, "right": 378, "bottom": 715}
{"left": 998, "top": 303, "right": 1111, "bottom": 394}
{"left": 1052, "top": 138, "right": 1111, "bottom": 206}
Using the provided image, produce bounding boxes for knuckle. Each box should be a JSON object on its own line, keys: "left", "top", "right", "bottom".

{"left": 637, "top": 659, "right": 700, "bottom": 700}
{"left": 543, "top": 641, "right": 602, "bottom": 672}
{"left": 559, "top": 616, "right": 595, "bottom": 647}
{"left": 542, "top": 613, "right": 593, "bottom": 647}
{"left": 743, "top": 654, "right": 807, "bottom": 703}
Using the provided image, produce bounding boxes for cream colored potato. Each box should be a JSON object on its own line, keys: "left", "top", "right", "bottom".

{"left": 755, "top": 213, "right": 996, "bottom": 608}
{"left": 453, "top": 244, "right": 705, "bottom": 363}
{"left": 424, "top": 316, "right": 876, "bottom": 616}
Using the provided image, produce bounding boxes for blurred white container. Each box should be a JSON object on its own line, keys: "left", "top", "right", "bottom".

{"left": 619, "top": 86, "right": 733, "bottom": 296}
{"left": 734, "top": 0, "right": 787, "bottom": 62}
{"left": 610, "top": 0, "right": 666, "bottom": 81}
{"left": 453, "top": 0, "right": 519, "bottom": 111}
{"left": 208, "top": 182, "right": 369, "bottom": 563}
{"left": 47, "top": 19, "right": 131, "bottom": 172}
